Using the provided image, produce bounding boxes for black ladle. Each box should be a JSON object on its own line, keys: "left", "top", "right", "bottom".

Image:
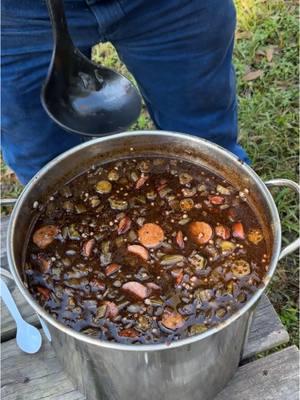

{"left": 41, "top": 0, "right": 141, "bottom": 136}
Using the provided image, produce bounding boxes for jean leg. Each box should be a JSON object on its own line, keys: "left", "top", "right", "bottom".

{"left": 108, "top": 0, "right": 249, "bottom": 162}
{"left": 1, "top": 0, "right": 100, "bottom": 184}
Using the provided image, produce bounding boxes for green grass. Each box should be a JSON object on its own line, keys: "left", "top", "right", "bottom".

{"left": 1, "top": 0, "right": 298, "bottom": 346}
{"left": 234, "top": 0, "right": 299, "bottom": 348}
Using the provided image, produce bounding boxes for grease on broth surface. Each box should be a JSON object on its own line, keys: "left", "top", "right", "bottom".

{"left": 24, "top": 157, "right": 269, "bottom": 344}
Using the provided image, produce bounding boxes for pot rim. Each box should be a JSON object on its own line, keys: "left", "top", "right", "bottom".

{"left": 7, "top": 130, "right": 281, "bottom": 352}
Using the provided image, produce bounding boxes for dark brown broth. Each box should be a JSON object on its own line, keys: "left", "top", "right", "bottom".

{"left": 24, "top": 157, "right": 269, "bottom": 344}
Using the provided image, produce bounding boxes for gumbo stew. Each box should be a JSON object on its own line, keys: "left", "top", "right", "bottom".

{"left": 24, "top": 157, "right": 269, "bottom": 344}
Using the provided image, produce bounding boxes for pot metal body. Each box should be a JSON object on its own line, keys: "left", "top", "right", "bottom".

{"left": 7, "top": 131, "right": 299, "bottom": 400}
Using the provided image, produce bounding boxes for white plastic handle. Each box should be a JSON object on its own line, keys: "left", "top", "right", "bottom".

{"left": 0, "top": 278, "right": 24, "bottom": 325}
{"left": 0, "top": 267, "right": 51, "bottom": 342}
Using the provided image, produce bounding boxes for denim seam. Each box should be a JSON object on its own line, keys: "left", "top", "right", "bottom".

{"left": 102, "top": 1, "right": 127, "bottom": 42}
{"left": 86, "top": 3, "right": 106, "bottom": 41}
{"left": 115, "top": 0, "right": 126, "bottom": 18}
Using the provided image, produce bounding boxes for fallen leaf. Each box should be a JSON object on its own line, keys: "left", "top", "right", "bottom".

{"left": 266, "top": 47, "right": 274, "bottom": 62}
{"left": 275, "top": 80, "right": 290, "bottom": 89}
{"left": 254, "top": 50, "right": 265, "bottom": 63}
{"left": 256, "top": 49, "right": 266, "bottom": 57}
{"left": 235, "top": 31, "right": 252, "bottom": 40}
{"left": 243, "top": 70, "right": 263, "bottom": 82}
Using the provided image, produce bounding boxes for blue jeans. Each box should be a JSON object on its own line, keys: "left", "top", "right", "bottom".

{"left": 1, "top": 0, "right": 249, "bottom": 184}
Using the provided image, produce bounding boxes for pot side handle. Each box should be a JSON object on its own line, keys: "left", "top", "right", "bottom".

{"left": 265, "top": 179, "right": 300, "bottom": 260}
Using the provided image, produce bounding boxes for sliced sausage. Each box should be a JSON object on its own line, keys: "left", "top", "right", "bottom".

{"left": 37, "top": 255, "right": 52, "bottom": 273}
{"left": 118, "top": 216, "right": 132, "bottom": 235}
{"left": 161, "top": 311, "right": 185, "bottom": 330}
{"left": 119, "top": 328, "right": 139, "bottom": 338}
{"left": 82, "top": 239, "right": 95, "bottom": 257}
{"left": 122, "top": 281, "right": 149, "bottom": 300}
{"left": 104, "top": 301, "right": 119, "bottom": 319}
{"left": 90, "top": 278, "right": 106, "bottom": 292}
{"left": 209, "top": 195, "right": 225, "bottom": 205}
{"left": 105, "top": 263, "right": 121, "bottom": 277}
{"left": 36, "top": 286, "right": 51, "bottom": 301}
{"left": 146, "top": 282, "right": 161, "bottom": 294}
{"left": 176, "top": 230, "right": 185, "bottom": 249}
{"left": 135, "top": 175, "right": 148, "bottom": 189}
{"left": 232, "top": 222, "right": 245, "bottom": 239}
{"left": 128, "top": 245, "right": 149, "bottom": 261}
{"left": 138, "top": 223, "right": 165, "bottom": 248}
{"left": 33, "top": 225, "right": 59, "bottom": 249}
{"left": 189, "top": 221, "right": 212, "bottom": 245}
{"left": 215, "top": 225, "right": 230, "bottom": 240}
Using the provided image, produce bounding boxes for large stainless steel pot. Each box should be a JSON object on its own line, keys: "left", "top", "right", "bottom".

{"left": 7, "top": 131, "right": 300, "bottom": 400}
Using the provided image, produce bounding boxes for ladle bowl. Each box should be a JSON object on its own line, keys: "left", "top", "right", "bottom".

{"left": 41, "top": 0, "right": 141, "bottom": 136}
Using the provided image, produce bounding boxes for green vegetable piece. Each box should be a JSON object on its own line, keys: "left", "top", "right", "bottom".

{"left": 197, "top": 184, "right": 207, "bottom": 192}
{"left": 62, "top": 200, "right": 73, "bottom": 212}
{"left": 132, "top": 195, "right": 146, "bottom": 205}
{"left": 138, "top": 160, "right": 151, "bottom": 173}
{"left": 237, "top": 292, "right": 247, "bottom": 303}
{"left": 108, "top": 170, "right": 120, "bottom": 181}
{"left": 148, "top": 298, "right": 163, "bottom": 306}
{"left": 62, "top": 226, "right": 69, "bottom": 239}
{"left": 217, "top": 185, "right": 231, "bottom": 195}
{"left": 101, "top": 241, "right": 110, "bottom": 255}
{"left": 247, "top": 229, "right": 264, "bottom": 245}
{"left": 95, "top": 305, "right": 107, "bottom": 321}
{"left": 189, "top": 324, "right": 207, "bottom": 335}
{"left": 169, "top": 199, "right": 180, "bottom": 211}
{"left": 146, "top": 191, "right": 157, "bottom": 200}
{"left": 75, "top": 204, "right": 87, "bottom": 214}
{"left": 160, "top": 254, "right": 185, "bottom": 266}
{"left": 128, "top": 230, "right": 137, "bottom": 243}
{"left": 220, "top": 240, "right": 236, "bottom": 253}
{"left": 51, "top": 267, "right": 62, "bottom": 277}
{"left": 68, "top": 224, "right": 81, "bottom": 240}
{"left": 216, "top": 308, "right": 227, "bottom": 318}
{"left": 180, "top": 198, "right": 194, "bottom": 211}
{"left": 182, "top": 187, "right": 196, "bottom": 197}
{"left": 108, "top": 198, "right": 128, "bottom": 210}
{"left": 95, "top": 180, "right": 112, "bottom": 194}
{"left": 194, "top": 289, "right": 213, "bottom": 302}
{"left": 178, "top": 218, "right": 191, "bottom": 225}
{"left": 80, "top": 328, "right": 99, "bottom": 336}
{"left": 90, "top": 196, "right": 101, "bottom": 208}
{"left": 166, "top": 294, "right": 181, "bottom": 309}
{"left": 231, "top": 259, "right": 251, "bottom": 277}
{"left": 188, "top": 253, "right": 206, "bottom": 270}
{"left": 159, "top": 187, "right": 172, "bottom": 198}
{"left": 115, "top": 236, "right": 125, "bottom": 248}
{"left": 179, "top": 173, "right": 193, "bottom": 185}
{"left": 137, "top": 315, "right": 151, "bottom": 331}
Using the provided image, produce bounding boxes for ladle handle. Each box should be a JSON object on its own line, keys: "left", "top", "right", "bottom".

{"left": 0, "top": 278, "right": 23, "bottom": 325}
{"left": 0, "top": 198, "right": 17, "bottom": 206}
{"left": 46, "top": 0, "right": 74, "bottom": 51}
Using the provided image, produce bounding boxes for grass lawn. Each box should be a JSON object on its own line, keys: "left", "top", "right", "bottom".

{"left": 1, "top": 0, "right": 299, "bottom": 346}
